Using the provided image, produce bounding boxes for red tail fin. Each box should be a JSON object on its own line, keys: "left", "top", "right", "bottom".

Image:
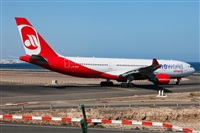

{"left": 15, "top": 17, "right": 58, "bottom": 58}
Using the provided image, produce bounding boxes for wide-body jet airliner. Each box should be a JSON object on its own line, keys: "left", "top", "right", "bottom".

{"left": 15, "top": 17, "right": 195, "bottom": 87}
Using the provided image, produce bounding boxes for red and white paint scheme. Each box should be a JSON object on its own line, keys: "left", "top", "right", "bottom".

{"left": 1, "top": 114, "right": 198, "bottom": 133}
{"left": 15, "top": 17, "right": 195, "bottom": 87}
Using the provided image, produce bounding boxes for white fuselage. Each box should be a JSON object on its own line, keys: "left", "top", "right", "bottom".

{"left": 66, "top": 56, "right": 195, "bottom": 78}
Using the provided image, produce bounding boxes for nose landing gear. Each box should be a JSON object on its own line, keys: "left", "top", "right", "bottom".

{"left": 176, "top": 78, "right": 181, "bottom": 85}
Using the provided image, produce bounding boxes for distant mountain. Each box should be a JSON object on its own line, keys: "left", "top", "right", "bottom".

{"left": 0, "top": 59, "right": 24, "bottom": 64}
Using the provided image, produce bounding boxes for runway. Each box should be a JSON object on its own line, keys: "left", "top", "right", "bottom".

{"left": 0, "top": 123, "right": 178, "bottom": 133}
{"left": 0, "top": 75, "right": 199, "bottom": 104}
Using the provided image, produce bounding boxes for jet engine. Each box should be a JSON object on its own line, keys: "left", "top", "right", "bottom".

{"left": 149, "top": 74, "right": 170, "bottom": 85}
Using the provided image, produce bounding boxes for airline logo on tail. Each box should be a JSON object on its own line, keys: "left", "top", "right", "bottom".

{"left": 17, "top": 24, "right": 41, "bottom": 55}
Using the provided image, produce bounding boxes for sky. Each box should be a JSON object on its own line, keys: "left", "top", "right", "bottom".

{"left": 0, "top": 0, "right": 199, "bottom": 62}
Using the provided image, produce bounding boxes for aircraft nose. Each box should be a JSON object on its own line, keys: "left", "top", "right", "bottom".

{"left": 191, "top": 67, "right": 195, "bottom": 73}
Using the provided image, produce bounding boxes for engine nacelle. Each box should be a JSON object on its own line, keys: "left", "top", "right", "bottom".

{"left": 151, "top": 74, "right": 170, "bottom": 85}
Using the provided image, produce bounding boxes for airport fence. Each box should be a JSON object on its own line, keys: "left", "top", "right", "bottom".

{"left": 0, "top": 114, "right": 199, "bottom": 133}
{"left": 2, "top": 102, "right": 200, "bottom": 112}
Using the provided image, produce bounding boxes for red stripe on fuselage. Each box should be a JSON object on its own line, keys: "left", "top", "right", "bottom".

{"left": 48, "top": 56, "right": 102, "bottom": 78}
{"left": 22, "top": 55, "right": 181, "bottom": 82}
{"left": 22, "top": 55, "right": 124, "bottom": 80}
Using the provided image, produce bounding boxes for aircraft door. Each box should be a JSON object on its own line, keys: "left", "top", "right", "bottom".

{"left": 64, "top": 59, "right": 70, "bottom": 68}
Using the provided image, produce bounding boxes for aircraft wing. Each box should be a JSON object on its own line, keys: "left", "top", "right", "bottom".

{"left": 119, "top": 58, "right": 161, "bottom": 78}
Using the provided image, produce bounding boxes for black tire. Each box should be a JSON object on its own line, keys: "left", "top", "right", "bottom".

{"left": 100, "top": 81, "right": 106, "bottom": 86}
{"left": 108, "top": 82, "right": 114, "bottom": 86}
{"left": 129, "top": 83, "right": 134, "bottom": 87}
{"left": 100, "top": 81, "right": 114, "bottom": 86}
{"left": 121, "top": 83, "right": 129, "bottom": 88}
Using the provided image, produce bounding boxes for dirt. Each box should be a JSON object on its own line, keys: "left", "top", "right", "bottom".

{"left": 1, "top": 71, "right": 200, "bottom": 131}
{"left": 2, "top": 106, "right": 200, "bottom": 131}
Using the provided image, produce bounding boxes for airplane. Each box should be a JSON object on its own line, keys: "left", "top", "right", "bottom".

{"left": 15, "top": 17, "right": 195, "bottom": 87}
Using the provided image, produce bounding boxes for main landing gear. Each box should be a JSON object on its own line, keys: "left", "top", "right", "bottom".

{"left": 120, "top": 75, "right": 134, "bottom": 88}
{"left": 100, "top": 80, "right": 114, "bottom": 86}
{"left": 176, "top": 78, "right": 181, "bottom": 85}
{"left": 120, "top": 82, "right": 134, "bottom": 88}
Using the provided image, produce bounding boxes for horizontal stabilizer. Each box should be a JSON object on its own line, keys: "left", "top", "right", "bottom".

{"left": 30, "top": 55, "right": 48, "bottom": 65}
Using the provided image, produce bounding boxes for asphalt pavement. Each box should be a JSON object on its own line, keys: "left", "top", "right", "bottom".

{"left": 1, "top": 75, "right": 199, "bottom": 104}
{"left": 0, "top": 123, "right": 178, "bottom": 133}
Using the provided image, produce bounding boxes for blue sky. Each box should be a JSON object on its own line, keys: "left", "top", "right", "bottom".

{"left": 1, "top": 0, "right": 199, "bottom": 62}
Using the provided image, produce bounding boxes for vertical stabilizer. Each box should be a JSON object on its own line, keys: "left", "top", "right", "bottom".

{"left": 15, "top": 17, "right": 57, "bottom": 58}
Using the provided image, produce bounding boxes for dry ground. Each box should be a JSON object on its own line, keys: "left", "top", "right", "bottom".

{"left": 1, "top": 71, "right": 200, "bottom": 131}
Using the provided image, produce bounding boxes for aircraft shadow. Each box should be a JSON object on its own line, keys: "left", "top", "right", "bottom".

{"left": 40, "top": 84, "right": 172, "bottom": 93}
{"left": 176, "top": 82, "right": 200, "bottom": 86}
{"left": 40, "top": 84, "right": 103, "bottom": 89}
{"left": 132, "top": 84, "right": 173, "bottom": 93}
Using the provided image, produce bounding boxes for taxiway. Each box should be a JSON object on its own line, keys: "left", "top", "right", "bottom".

{"left": 0, "top": 75, "right": 199, "bottom": 104}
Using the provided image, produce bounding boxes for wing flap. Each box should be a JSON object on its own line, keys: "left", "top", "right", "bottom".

{"left": 120, "top": 58, "right": 161, "bottom": 77}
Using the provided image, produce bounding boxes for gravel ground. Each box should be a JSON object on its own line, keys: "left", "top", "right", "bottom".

{"left": 1, "top": 70, "right": 200, "bottom": 131}
{"left": 2, "top": 106, "right": 200, "bottom": 131}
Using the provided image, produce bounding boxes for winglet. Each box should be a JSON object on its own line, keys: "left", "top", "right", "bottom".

{"left": 152, "top": 58, "right": 161, "bottom": 69}
{"left": 152, "top": 58, "right": 159, "bottom": 66}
